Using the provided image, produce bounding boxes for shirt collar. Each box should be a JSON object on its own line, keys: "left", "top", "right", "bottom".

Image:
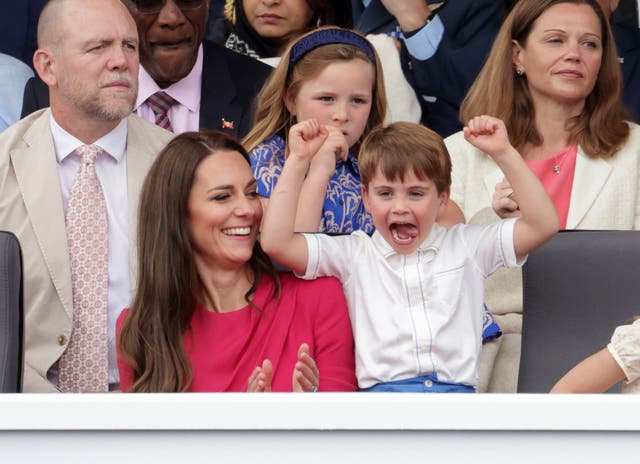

{"left": 371, "top": 222, "right": 447, "bottom": 258}
{"left": 136, "top": 45, "right": 203, "bottom": 113}
{"left": 50, "top": 114, "right": 127, "bottom": 164}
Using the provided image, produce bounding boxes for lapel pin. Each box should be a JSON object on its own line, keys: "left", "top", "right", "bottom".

{"left": 221, "top": 118, "right": 235, "bottom": 130}
{"left": 618, "top": 57, "right": 624, "bottom": 64}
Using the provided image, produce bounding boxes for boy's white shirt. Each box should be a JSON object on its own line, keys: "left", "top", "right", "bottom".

{"left": 301, "top": 218, "right": 523, "bottom": 389}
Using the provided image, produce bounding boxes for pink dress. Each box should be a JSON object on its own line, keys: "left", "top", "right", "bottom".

{"left": 525, "top": 145, "right": 577, "bottom": 229}
{"left": 117, "top": 273, "right": 357, "bottom": 392}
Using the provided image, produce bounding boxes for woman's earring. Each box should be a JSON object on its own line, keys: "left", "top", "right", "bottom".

{"left": 516, "top": 68, "right": 524, "bottom": 76}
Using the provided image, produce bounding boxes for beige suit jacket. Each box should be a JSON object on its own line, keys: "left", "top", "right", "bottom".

{"left": 0, "top": 109, "right": 173, "bottom": 392}
{"left": 444, "top": 122, "right": 640, "bottom": 392}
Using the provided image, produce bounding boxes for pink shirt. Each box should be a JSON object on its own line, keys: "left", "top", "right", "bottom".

{"left": 525, "top": 145, "right": 578, "bottom": 229}
{"left": 117, "top": 273, "right": 357, "bottom": 392}
{"left": 135, "top": 46, "right": 203, "bottom": 134}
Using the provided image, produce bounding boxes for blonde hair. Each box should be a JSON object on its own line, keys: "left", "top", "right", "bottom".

{"left": 460, "top": 0, "right": 629, "bottom": 158}
{"left": 243, "top": 26, "right": 386, "bottom": 154}
{"left": 359, "top": 122, "right": 452, "bottom": 195}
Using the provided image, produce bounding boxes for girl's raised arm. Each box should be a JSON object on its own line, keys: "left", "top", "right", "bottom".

{"left": 260, "top": 120, "right": 330, "bottom": 275}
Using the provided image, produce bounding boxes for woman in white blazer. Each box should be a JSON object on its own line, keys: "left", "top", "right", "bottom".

{"left": 444, "top": 0, "right": 640, "bottom": 392}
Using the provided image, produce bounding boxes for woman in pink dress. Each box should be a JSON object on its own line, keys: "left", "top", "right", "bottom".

{"left": 117, "top": 130, "right": 356, "bottom": 393}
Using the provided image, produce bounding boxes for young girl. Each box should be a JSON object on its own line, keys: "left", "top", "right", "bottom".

{"left": 551, "top": 318, "right": 640, "bottom": 394}
{"left": 243, "top": 26, "right": 387, "bottom": 234}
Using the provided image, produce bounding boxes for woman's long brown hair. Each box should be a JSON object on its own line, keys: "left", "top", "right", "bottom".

{"left": 460, "top": 0, "right": 629, "bottom": 158}
{"left": 118, "top": 130, "right": 280, "bottom": 392}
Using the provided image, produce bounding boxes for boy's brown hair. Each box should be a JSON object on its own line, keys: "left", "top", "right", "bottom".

{"left": 359, "top": 122, "right": 452, "bottom": 194}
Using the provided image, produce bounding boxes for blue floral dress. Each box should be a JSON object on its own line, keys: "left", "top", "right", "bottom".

{"left": 250, "top": 135, "right": 373, "bottom": 234}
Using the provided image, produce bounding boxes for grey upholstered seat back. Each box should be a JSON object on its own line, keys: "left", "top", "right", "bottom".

{"left": 519, "top": 230, "right": 640, "bottom": 393}
{"left": 0, "top": 231, "right": 23, "bottom": 393}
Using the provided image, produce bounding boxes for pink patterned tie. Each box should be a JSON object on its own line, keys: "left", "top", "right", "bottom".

{"left": 146, "top": 91, "right": 175, "bottom": 132}
{"left": 58, "top": 144, "right": 109, "bottom": 393}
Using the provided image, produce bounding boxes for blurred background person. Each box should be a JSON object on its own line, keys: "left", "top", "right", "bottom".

{"left": 0, "top": 54, "right": 34, "bottom": 132}
{"left": 0, "top": 0, "right": 47, "bottom": 69}
{"left": 351, "top": 0, "right": 505, "bottom": 136}
{"left": 599, "top": 0, "right": 640, "bottom": 122}
{"left": 221, "top": 0, "right": 352, "bottom": 64}
{"left": 612, "top": 0, "right": 639, "bottom": 27}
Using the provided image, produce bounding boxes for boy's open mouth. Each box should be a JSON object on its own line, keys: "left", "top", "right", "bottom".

{"left": 390, "top": 223, "right": 418, "bottom": 244}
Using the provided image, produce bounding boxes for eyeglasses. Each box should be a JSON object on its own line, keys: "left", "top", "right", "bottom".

{"left": 127, "top": 0, "right": 205, "bottom": 15}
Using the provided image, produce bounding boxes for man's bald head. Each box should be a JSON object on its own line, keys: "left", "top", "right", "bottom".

{"left": 37, "top": 0, "right": 69, "bottom": 50}
{"left": 38, "top": 0, "right": 137, "bottom": 50}
{"left": 33, "top": 0, "right": 140, "bottom": 136}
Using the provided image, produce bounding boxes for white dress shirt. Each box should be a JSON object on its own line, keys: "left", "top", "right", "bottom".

{"left": 50, "top": 116, "right": 130, "bottom": 385}
{"left": 302, "top": 219, "right": 521, "bottom": 389}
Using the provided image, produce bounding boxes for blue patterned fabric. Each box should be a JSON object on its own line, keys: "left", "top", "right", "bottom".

{"left": 250, "top": 135, "right": 374, "bottom": 234}
{"left": 482, "top": 303, "right": 502, "bottom": 343}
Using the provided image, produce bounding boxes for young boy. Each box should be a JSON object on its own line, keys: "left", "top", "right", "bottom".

{"left": 261, "top": 118, "right": 559, "bottom": 392}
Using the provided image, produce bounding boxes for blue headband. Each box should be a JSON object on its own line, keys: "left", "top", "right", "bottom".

{"left": 288, "top": 28, "right": 376, "bottom": 72}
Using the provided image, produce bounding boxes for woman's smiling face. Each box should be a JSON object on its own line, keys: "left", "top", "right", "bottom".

{"left": 188, "top": 149, "right": 262, "bottom": 271}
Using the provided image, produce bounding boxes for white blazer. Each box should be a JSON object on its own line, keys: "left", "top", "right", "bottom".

{"left": 445, "top": 122, "right": 640, "bottom": 230}
{"left": 444, "top": 122, "right": 640, "bottom": 392}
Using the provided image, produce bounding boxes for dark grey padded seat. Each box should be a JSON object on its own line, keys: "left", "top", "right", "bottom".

{"left": 519, "top": 230, "right": 640, "bottom": 393}
{"left": 0, "top": 231, "right": 23, "bottom": 393}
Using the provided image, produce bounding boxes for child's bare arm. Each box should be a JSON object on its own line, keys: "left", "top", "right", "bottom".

{"left": 550, "top": 348, "right": 626, "bottom": 393}
{"left": 294, "top": 126, "right": 349, "bottom": 231}
{"left": 261, "top": 119, "right": 328, "bottom": 274}
{"left": 463, "top": 115, "right": 559, "bottom": 260}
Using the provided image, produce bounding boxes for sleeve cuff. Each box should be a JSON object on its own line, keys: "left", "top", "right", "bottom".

{"left": 607, "top": 343, "right": 632, "bottom": 383}
{"left": 499, "top": 217, "right": 524, "bottom": 268}
{"left": 402, "top": 14, "right": 444, "bottom": 60}
{"left": 299, "top": 233, "right": 319, "bottom": 280}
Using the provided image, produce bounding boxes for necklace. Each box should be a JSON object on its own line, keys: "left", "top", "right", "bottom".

{"left": 551, "top": 148, "right": 572, "bottom": 174}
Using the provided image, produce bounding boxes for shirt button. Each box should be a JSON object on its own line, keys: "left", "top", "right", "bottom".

{"left": 424, "top": 379, "right": 433, "bottom": 388}
{"left": 58, "top": 335, "right": 67, "bottom": 346}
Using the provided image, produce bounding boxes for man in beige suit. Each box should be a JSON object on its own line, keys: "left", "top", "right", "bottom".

{"left": 0, "top": 0, "right": 173, "bottom": 392}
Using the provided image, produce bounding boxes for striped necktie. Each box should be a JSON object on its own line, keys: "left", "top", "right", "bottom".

{"left": 146, "top": 91, "right": 176, "bottom": 132}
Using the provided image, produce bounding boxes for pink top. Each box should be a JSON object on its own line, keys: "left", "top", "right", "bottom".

{"left": 117, "top": 273, "right": 357, "bottom": 392}
{"left": 525, "top": 145, "right": 578, "bottom": 229}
